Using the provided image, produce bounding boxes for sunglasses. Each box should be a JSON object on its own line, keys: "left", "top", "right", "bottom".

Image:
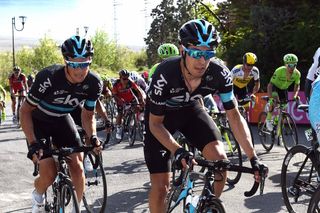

{"left": 287, "top": 63, "right": 297, "bottom": 68}
{"left": 66, "top": 60, "right": 91, "bottom": 69}
{"left": 183, "top": 46, "right": 215, "bottom": 60}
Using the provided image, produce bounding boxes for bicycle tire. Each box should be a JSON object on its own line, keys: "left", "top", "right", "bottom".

{"left": 127, "top": 113, "right": 137, "bottom": 146}
{"left": 222, "top": 128, "right": 242, "bottom": 185}
{"left": 198, "top": 197, "right": 226, "bottom": 213}
{"left": 281, "top": 113, "right": 298, "bottom": 151}
{"left": 281, "top": 144, "right": 318, "bottom": 213}
{"left": 258, "top": 112, "right": 274, "bottom": 152}
{"left": 308, "top": 185, "right": 320, "bottom": 213}
{"left": 60, "top": 178, "right": 80, "bottom": 213}
{"left": 83, "top": 152, "right": 108, "bottom": 213}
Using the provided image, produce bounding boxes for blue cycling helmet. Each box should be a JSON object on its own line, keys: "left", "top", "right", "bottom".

{"left": 179, "top": 19, "right": 221, "bottom": 49}
{"left": 61, "top": 35, "right": 94, "bottom": 59}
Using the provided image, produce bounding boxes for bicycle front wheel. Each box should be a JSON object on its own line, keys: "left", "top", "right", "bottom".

{"left": 60, "top": 178, "right": 80, "bottom": 213}
{"left": 197, "top": 198, "right": 226, "bottom": 213}
{"left": 258, "top": 112, "right": 274, "bottom": 152}
{"left": 281, "top": 113, "right": 298, "bottom": 151}
{"left": 281, "top": 145, "right": 318, "bottom": 213}
{"left": 83, "top": 152, "right": 107, "bottom": 212}
{"left": 222, "top": 128, "right": 242, "bottom": 185}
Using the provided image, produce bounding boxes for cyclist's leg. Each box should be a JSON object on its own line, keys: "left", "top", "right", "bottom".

{"left": 53, "top": 114, "right": 84, "bottom": 203}
{"left": 10, "top": 91, "right": 16, "bottom": 117}
{"left": 144, "top": 107, "right": 176, "bottom": 213}
{"left": 309, "top": 82, "right": 320, "bottom": 143}
{"left": 181, "top": 105, "right": 227, "bottom": 198}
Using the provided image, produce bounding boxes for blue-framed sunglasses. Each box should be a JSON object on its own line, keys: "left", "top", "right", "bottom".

{"left": 66, "top": 60, "right": 91, "bottom": 69}
{"left": 183, "top": 46, "right": 215, "bottom": 60}
{"left": 287, "top": 63, "right": 297, "bottom": 68}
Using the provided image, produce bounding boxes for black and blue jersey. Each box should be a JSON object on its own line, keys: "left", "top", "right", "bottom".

{"left": 147, "top": 57, "right": 235, "bottom": 116}
{"left": 27, "top": 64, "right": 102, "bottom": 120}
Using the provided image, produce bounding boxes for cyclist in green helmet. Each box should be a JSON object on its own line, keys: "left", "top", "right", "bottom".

{"left": 0, "top": 85, "right": 6, "bottom": 122}
{"left": 265, "top": 53, "right": 301, "bottom": 131}
{"left": 148, "top": 43, "right": 180, "bottom": 82}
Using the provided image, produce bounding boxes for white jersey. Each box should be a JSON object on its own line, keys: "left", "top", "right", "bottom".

{"left": 307, "top": 47, "right": 320, "bottom": 81}
{"left": 129, "top": 71, "right": 147, "bottom": 91}
{"left": 231, "top": 64, "right": 260, "bottom": 89}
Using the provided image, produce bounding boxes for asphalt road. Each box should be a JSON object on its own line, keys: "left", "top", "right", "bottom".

{"left": 0, "top": 104, "right": 311, "bottom": 213}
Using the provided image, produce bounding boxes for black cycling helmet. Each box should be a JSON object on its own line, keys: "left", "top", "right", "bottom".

{"left": 119, "top": 69, "right": 130, "bottom": 77}
{"left": 61, "top": 35, "right": 94, "bottom": 60}
{"left": 179, "top": 19, "right": 221, "bottom": 49}
{"left": 13, "top": 66, "right": 21, "bottom": 72}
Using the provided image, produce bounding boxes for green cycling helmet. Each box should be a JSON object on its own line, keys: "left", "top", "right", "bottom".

{"left": 157, "top": 43, "right": 179, "bottom": 59}
{"left": 283, "top": 53, "right": 298, "bottom": 64}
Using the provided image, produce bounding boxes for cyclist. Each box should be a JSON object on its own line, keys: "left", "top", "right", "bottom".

{"left": 305, "top": 47, "right": 320, "bottom": 102}
{"left": 20, "top": 35, "right": 102, "bottom": 212}
{"left": 112, "top": 69, "right": 145, "bottom": 140}
{"left": 148, "top": 43, "right": 179, "bottom": 82}
{"left": 8, "top": 66, "right": 28, "bottom": 122}
{"left": 141, "top": 70, "right": 149, "bottom": 84}
{"left": 0, "top": 84, "right": 6, "bottom": 122}
{"left": 231, "top": 52, "right": 260, "bottom": 107}
{"left": 145, "top": 19, "right": 266, "bottom": 212}
{"left": 266, "top": 53, "right": 301, "bottom": 131}
{"left": 129, "top": 70, "right": 148, "bottom": 92}
{"left": 309, "top": 74, "right": 320, "bottom": 143}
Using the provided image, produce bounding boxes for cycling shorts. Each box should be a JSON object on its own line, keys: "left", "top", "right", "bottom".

{"left": 270, "top": 84, "right": 287, "bottom": 103}
{"left": 144, "top": 101, "right": 221, "bottom": 174}
{"left": 11, "top": 89, "right": 26, "bottom": 100}
{"left": 32, "top": 113, "right": 82, "bottom": 159}
{"left": 309, "top": 81, "right": 320, "bottom": 143}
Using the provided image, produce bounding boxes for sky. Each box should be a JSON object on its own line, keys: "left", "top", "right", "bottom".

{"left": 0, "top": 0, "right": 162, "bottom": 47}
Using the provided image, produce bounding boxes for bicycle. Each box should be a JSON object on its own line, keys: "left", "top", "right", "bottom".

{"left": 33, "top": 145, "right": 97, "bottom": 213}
{"left": 166, "top": 157, "right": 268, "bottom": 213}
{"left": 281, "top": 104, "right": 320, "bottom": 213}
{"left": 13, "top": 91, "right": 26, "bottom": 125}
{"left": 77, "top": 121, "right": 108, "bottom": 212}
{"left": 258, "top": 96, "right": 298, "bottom": 152}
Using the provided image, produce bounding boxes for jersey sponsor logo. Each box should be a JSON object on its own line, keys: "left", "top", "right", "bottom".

{"left": 169, "top": 87, "right": 184, "bottom": 94}
{"left": 82, "top": 84, "right": 89, "bottom": 90}
{"left": 38, "top": 78, "right": 52, "bottom": 93}
{"left": 220, "top": 68, "right": 233, "bottom": 87}
{"left": 149, "top": 97, "right": 166, "bottom": 106}
{"left": 53, "top": 90, "right": 68, "bottom": 95}
{"left": 205, "top": 75, "right": 213, "bottom": 81}
{"left": 52, "top": 94, "right": 83, "bottom": 107}
{"left": 153, "top": 74, "right": 167, "bottom": 96}
{"left": 171, "top": 93, "right": 203, "bottom": 103}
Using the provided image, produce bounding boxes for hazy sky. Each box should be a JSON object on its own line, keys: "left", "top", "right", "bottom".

{"left": 0, "top": 0, "right": 161, "bottom": 46}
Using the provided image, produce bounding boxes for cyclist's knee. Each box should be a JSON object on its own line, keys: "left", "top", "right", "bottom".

{"left": 202, "top": 141, "right": 227, "bottom": 160}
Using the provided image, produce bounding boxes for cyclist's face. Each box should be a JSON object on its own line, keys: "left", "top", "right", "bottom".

{"left": 286, "top": 64, "right": 296, "bottom": 73}
{"left": 65, "top": 57, "right": 91, "bottom": 83}
{"left": 120, "top": 75, "right": 129, "bottom": 84}
{"left": 13, "top": 71, "right": 20, "bottom": 77}
{"left": 243, "top": 63, "right": 253, "bottom": 73}
{"left": 182, "top": 45, "right": 212, "bottom": 78}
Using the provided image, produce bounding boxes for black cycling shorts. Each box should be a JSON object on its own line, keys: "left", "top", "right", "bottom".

{"left": 271, "top": 84, "right": 288, "bottom": 103}
{"left": 32, "top": 113, "right": 82, "bottom": 159}
{"left": 144, "top": 102, "right": 221, "bottom": 174}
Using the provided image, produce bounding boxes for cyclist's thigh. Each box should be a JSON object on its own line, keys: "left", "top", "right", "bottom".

{"left": 51, "top": 114, "right": 82, "bottom": 149}
{"left": 180, "top": 104, "right": 221, "bottom": 152}
{"left": 233, "top": 86, "right": 247, "bottom": 100}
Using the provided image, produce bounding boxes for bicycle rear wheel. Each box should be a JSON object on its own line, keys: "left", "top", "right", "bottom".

{"left": 308, "top": 185, "right": 320, "bottom": 213}
{"left": 281, "top": 145, "right": 318, "bottom": 213}
{"left": 83, "top": 152, "right": 107, "bottom": 212}
{"left": 60, "top": 178, "right": 80, "bottom": 213}
{"left": 222, "top": 128, "right": 242, "bottom": 185}
{"left": 258, "top": 112, "right": 274, "bottom": 152}
{"left": 281, "top": 113, "right": 298, "bottom": 151}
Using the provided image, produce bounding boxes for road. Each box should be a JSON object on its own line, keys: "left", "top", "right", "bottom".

{"left": 0, "top": 104, "right": 311, "bottom": 213}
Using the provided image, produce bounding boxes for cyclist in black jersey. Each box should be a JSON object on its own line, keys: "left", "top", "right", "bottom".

{"left": 144, "top": 19, "right": 267, "bottom": 213}
{"left": 20, "top": 35, "right": 103, "bottom": 212}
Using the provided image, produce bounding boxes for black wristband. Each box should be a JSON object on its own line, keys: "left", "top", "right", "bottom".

{"left": 27, "top": 142, "right": 42, "bottom": 160}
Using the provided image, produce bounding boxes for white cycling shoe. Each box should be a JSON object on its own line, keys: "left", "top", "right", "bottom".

{"left": 32, "top": 190, "right": 45, "bottom": 213}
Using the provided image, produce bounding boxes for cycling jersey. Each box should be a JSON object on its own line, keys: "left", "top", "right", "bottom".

{"left": 309, "top": 74, "right": 320, "bottom": 143}
{"left": 270, "top": 66, "right": 300, "bottom": 90}
{"left": 231, "top": 64, "right": 260, "bottom": 89}
{"left": 26, "top": 65, "right": 102, "bottom": 120}
{"left": 112, "top": 79, "right": 140, "bottom": 103}
{"left": 148, "top": 63, "right": 160, "bottom": 81}
{"left": 9, "top": 73, "right": 27, "bottom": 93}
{"left": 147, "top": 57, "right": 235, "bottom": 116}
{"left": 307, "top": 47, "right": 320, "bottom": 81}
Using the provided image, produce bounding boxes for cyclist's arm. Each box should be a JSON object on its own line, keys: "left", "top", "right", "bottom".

{"left": 226, "top": 107, "right": 256, "bottom": 160}
{"left": 149, "top": 113, "right": 180, "bottom": 154}
{"left": 20, "top": 101, "right": 37, "bottom": 145}
{"left": 293, "top": 84, "right": 300, "bottom": 98}
{"left": 81, "top": 107, "right": 96, "bottom": 138}
{"left": 305, "top": 79, "right": 313, "bottom": 102}
{"left": 95, "top": 99, "right": 108, "bottom": 121}
{"left": 267, "top": 82, "right": 273, "bottom": 98}
{"left": 252, "top": 80, "right": 260, "bottom": 94}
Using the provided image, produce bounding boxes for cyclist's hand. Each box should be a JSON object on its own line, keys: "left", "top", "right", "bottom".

{"left": 173, "top": 148, "right": 194, "bottom": 170}
{"left": 27, "top": 141, "right": 44, "bottom": 163}
{"left": 293, "top": 95, "right": 301, "bottom": 105}
{"left": 250, "top": 156, "right": 268, "bottom": 182}
{"left": 90, "top": 135, "right": 102, "bottom": 154}
{"left": 250, "top": 94, "right": 256, "bottom": 102}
